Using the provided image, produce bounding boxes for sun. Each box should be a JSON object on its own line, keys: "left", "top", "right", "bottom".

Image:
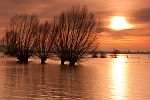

{"left": 109, "top": 16, "right": 134, "bottom": 30}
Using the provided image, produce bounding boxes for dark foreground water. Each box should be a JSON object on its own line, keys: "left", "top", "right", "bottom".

{"left": 0, "top": 54, "right": 150, "bottom": 100}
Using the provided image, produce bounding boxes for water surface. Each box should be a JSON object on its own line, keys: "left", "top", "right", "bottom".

{"left": 0, "top": 54, "right": 150, "bottom": 100}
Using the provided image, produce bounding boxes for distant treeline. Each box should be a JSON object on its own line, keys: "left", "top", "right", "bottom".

{"left": 1, "top": 6, "right": 101, "bottom": 66}
{"left": 92, "top": 50, "right": 150, "bottom": 55}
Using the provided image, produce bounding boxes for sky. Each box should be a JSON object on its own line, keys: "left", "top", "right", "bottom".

{"left": 0, "top": 0, "right": 150, "bottom": 51}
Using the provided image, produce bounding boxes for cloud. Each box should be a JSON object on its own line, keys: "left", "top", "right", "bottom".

{"left": 0, "top": 0, "right": 112, "bottom": 29}
{"left": 134, "top": 8, "right": 150, "bottom": 22}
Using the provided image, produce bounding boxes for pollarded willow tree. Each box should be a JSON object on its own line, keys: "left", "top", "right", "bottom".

{"left": 4, "top": 14, "right": 39, "bottom": 63}
{"left": 53, "top": 7, "right": 101, "bottom": 66}
{"left": 3, "top": 31, "right": 17, "bottom": 56}
{"left": 35, "top": 20, "right": 58, "bottom": 64}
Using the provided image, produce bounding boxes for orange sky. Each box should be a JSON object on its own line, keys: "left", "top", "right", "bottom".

{"left": 0, "top": 0, "right": 150, "bottom": 51}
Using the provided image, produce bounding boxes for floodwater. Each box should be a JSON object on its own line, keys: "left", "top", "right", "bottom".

{"left": 0, "top": 54, "right": 150, "bottom": 100}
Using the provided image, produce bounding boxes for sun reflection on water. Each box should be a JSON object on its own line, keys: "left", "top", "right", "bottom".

{"left": 110, "top": 55, "right": 128, "bottom": 100}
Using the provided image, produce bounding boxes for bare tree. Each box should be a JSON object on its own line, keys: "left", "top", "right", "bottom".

{"left": 112, "top": 49, "right": 120, "bottom": 58}
{"left": 35, "top": 20, "right": 57, "bottom": 64}
{"left": 99, "top": 51, "right": 107, "bottom": 58}
{"left": 53, "top": 7, "right": 101, "bottom": 66}
{"left": 4, "top": 14, "right": 39, "bottom": 63}
{"left": 3, "top": 31, "right": 17, "bottom": 56}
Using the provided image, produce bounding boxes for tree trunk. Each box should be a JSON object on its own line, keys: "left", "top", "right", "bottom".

{"left": 41, "top": 57, "right": 47, "bottom": 64}
{"left": 61, "top": 59, "right": 65, "bottom": 65}
{"left": 69, "top": 61, "right": 76, "bottom": 66}
{"left": 17, "top": 56, "right": 28, "bottom": 64}
{"left": 23, "top": 57, "right": 28, "bottom": 64}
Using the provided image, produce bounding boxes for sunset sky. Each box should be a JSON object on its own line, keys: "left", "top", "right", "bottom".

{"left": 0, "top": 0, "right": 150, "bottom": 51}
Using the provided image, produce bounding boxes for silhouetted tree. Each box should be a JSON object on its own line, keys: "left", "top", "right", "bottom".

{"left": 53, "top": 7, "right": 101, "bottom": 66}
{"left": 92, "top": 51, "right": 98, "bottom": 58}
{"left": 35, "top": 20, "right": 57, "bottom": 64}
{"left": 3, "top": 31, "right": 17, "bottom": 56}
{"left": 4, "top": 14, "right": 39, "bottom": 63}
{"left": 112, "top": 49, "right": 120, "bottom": 58}
{"left": 99, "top": 51, "right": 107, "bottom": 58}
